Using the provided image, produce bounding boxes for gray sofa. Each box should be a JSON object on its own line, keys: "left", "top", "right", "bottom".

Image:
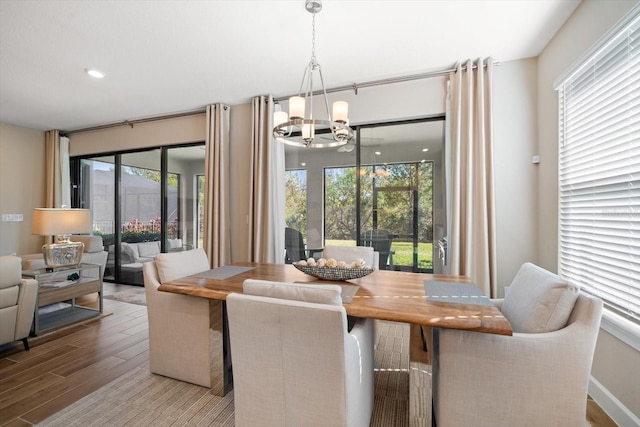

{"left": 106, "top": 239, "right": 186, "bottom": 283}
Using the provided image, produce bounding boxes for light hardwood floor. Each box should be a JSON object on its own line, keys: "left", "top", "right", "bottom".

{"left": 0, "top": 284, "right": 618, "bottom": 426}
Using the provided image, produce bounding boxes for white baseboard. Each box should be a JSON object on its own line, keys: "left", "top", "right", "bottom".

{"left": 589, "top": 376, "right": 640, "bottom": 427}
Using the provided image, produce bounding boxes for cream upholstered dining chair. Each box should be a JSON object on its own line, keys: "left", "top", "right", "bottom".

{"left": 322, "top": 245, "right": 379, "bottom": 270}
{"left": 226, "top": 279, "right": 375, "bottom": 427}
{"left": 142, "top": 248, "right": 212, "bottom": 387}
{"left": 432, "top": 263, "right": 603, "bottom": 427}
{"left": 0, "top": 256, "right": 37, "bottom": 351}
{"left": 323, "top": 245, "right": 381, "bottom": 347}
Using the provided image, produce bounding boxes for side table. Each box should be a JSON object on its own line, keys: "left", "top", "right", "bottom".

{"left": 22, "top": 263, "right": 103, "bottom": 335}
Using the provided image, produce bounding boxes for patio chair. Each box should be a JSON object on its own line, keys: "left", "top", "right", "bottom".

{"left": 361, "top": 229, "right": 394, "bottom": 270}
{"left": 284, "top": 228, "right": 324, "bottom": 263}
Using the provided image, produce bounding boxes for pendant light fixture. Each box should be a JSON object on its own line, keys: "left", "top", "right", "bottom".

{"left": 273, "top": 0, "right": 354, "bottom": 148}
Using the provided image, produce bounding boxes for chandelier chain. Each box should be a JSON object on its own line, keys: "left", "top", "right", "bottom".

{"left": 311, "top": 12, "right": 316, "bottom": 62}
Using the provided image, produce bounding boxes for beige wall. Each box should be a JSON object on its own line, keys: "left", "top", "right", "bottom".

{"left": 492, "top": 58, "right": 539, "bottom": 292}
{"left": 0, "top": 123, "right": 46, "bottom": 256}
{"left": 69, "top": 114, "right": 206, "bottom": 156}
{"left": 537, "top": 0, "right": 640, "bottom": 419}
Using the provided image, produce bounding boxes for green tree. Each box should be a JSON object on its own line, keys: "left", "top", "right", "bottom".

{"left": 325, "top": 167, "right": 359, "bottom": 240}
{"left": 325, "top": 162, "right": 433, "bottom": 244}
{"left": 285, "top": 170, "right": 307, "bottom": 236}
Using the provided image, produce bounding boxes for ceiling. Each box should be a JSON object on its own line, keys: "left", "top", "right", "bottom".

{"left": 0, "top": 0, "right": 580, "bottom": 132}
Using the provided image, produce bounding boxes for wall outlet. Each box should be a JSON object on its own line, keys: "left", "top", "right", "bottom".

{"left": 2, "top": 213, "right": 24, "bottom": 222}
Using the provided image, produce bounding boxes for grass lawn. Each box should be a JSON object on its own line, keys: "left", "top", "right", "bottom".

{"left": 325, "top": 239, "right": 433, "bottom": 269}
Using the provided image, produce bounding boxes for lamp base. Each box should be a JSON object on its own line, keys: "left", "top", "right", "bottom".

{"left": 42, "top": 241, "right": 84, "bottom": 269}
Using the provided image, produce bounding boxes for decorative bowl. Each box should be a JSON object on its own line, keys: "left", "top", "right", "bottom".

{"left": 293, "top": 264, "right": 374, "bottom": 281}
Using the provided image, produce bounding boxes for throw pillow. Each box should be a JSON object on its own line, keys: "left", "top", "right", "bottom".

{"left": 243, "top": 279, "right": 342, "bottom": 305}
{"left": 120, "top": 242, "right": 137, "bottom": 264}
{"left": 167, "top": 238, "right": 183, "bottom": 250}
{"left": 501, "top": 262, "right": 579, "bottom": 333}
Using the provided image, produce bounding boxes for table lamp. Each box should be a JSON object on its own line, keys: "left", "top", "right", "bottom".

{"left": 32, "top": 207, "right": 91, "bottom": 269}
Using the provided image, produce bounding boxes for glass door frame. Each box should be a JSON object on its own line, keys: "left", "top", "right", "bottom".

{"left": 70, "top": 141, "right": 205, "bottom": 284}
{"left": 372, "top": 185, "right": 420, "bottom": 271}
{"left": 352, "top": 115, "right": 444, "bottom": 273}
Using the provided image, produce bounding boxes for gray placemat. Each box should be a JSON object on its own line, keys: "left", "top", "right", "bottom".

{"left": 193, "top": 266, "right": 255, "bottom": 280}
{"left": 425, "top": 280, "right": 493, "bottom": 306}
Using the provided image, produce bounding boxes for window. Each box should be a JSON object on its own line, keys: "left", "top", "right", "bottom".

{"left": 557, "top": 12, "right": 639, "bottom": 323}
{"left": 284, "top": 118, "right": 444, "bottom": 272}
{"left": 285, "top": 169, "right": 307, "bottom": 237}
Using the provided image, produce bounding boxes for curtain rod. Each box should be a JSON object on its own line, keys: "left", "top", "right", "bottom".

{"left": 64, "top": 60, "right": 498, "bottom": 135}
{"left": 63, "top": 109, "right": 206, "bottom": 136}
{"left": 273, "top": 60, "right": 499, "bottom": 102}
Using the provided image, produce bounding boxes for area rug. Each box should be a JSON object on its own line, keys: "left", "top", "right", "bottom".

{"left": 103, "top": 287, "right": 147, "bottom": 306}
{"left": 37, "top": 321, "right": 410, "bottom": 426}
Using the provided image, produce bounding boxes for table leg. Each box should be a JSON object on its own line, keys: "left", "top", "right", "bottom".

{"left": 409, "top": 324, "right": 432, "bottom": 427}
{"left": 209, "top": 300, "right": 233, "bottom": 396}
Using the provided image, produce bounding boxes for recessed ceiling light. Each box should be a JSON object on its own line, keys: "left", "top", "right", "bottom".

{"left": 374, "top": 151, "right": 381, "bottom": 155}
{"left": 422, "top": 148, "right": 429, "bottom": 152}
{"left": 85, "top": 68, "right": 105, "bottom": 79}
{"left": 301, "top": 162, "right": 306, "bottom": 166}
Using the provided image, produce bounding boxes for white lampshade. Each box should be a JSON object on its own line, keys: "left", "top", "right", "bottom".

{"left": 274, "top": 111, "right": 289, "bottom": 127}
{"left": 289, "top": 96, "right": 305, "bottom": 119}
{"left": 332, "top": 101, "right": 348, "bottom": 122}
{"left": 32, "top": 208, "right": 91, "bottom": 236}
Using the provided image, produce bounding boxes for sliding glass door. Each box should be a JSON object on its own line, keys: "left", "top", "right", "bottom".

{"left": 74, "top": 143, "right": 205, "bottom": 285}
{"left": 284, "top": 118, "right": 444, "bottom": 273}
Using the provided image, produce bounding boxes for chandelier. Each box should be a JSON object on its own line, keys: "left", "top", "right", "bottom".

{"left": 273, "top": 0, "right": 354, "bottom": 148}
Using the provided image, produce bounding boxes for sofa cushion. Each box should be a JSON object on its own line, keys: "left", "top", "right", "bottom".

{"left": 155, "top": 248, "right": 210, "bottom": 283}
{"left": 20, "top": 255, "right": 47, "bottom": 272}
{"left": 167, "top": 238, "right": 183, "bottom": 250}
{"left": 243, "top": 279, "right": 342, "bottom": 306}
{"left": 501, "top": 262, "right": 579, "bottom": 333}
{"left": 0, "top": 286, "right": 19, "bottom": 309}
{"left": 0, "top": 256, "right": 21, "bottom": 289}
{"left": 137, "top": 241, "right": 161, "bottom": 258}
{"left": 72, "top": 235, "right": 104, "bottom": 253}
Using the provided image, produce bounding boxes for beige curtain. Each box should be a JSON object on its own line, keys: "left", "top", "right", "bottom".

{"left": 44, "top": 131, "right": 70, "bottom": 209}
{"left": 249, "top": 95, "right": 285, "bottom": 263}
{"left": 203, "top": 104, "right": 231, "bottom": 268}
{"left": 446, "top": 58, "right": 497, "bottom": 297}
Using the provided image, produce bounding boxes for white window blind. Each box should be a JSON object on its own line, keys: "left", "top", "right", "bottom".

{"left": 557, "top": 13, "right": 640, "bottom": 323}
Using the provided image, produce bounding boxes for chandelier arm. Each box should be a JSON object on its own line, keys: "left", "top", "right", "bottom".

{"left": 298, "top": 62, "right": 311, "bottom": 97}
{"left": 315, "top": 63, "right": 333, "bottom": 126}
{"left": 307, "top": 62, "right": 314, "bottom": 121}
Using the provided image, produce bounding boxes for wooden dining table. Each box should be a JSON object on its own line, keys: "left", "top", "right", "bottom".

{"left": 159, "top": 262, "right": 512, "bottom": 427}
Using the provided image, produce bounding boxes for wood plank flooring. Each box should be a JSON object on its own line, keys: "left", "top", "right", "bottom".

{"left": 0, "top": 284, "right": 618, "bottom": 426}
{"left": 0, "top": 285, "right": 147, "bottom": 426}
